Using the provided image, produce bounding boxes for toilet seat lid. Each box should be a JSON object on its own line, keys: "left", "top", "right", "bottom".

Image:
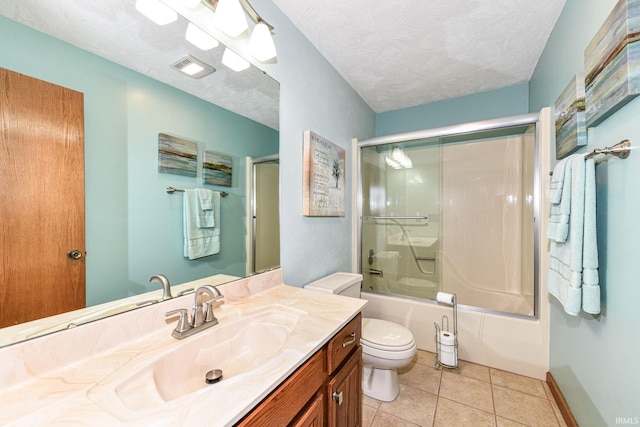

{"left": 362, "top": 318, "right": 415, "bottom": 351}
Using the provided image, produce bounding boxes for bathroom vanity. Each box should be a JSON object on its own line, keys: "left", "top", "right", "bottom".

{"left": 0, "top": 269, "right": 365, "bottom": 426}
{"left": 238, "top": 313, "right": 362, "bottom": 426}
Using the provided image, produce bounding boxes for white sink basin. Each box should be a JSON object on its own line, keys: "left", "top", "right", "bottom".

{"left": 88, "top": 305, "right": 305, "bottom": 417}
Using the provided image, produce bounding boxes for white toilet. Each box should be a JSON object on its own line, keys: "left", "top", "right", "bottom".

{"left": 304, "top": 272, "right": 417, "bottom": 402}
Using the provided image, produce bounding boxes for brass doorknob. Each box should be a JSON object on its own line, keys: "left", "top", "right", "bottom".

{"left": 67, "top": 250, "right": 83, "bottom": 260}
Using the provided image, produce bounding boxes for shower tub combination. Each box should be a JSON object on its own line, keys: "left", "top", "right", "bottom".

{"left": 355, "top": 111, "right": 552, "bottom": 379}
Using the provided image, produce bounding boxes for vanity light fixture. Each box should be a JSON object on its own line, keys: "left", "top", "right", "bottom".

{"left": 386, "top": 147, "right": 413, "bottom": 169}
{"left": 203, "top": 0, "right": 277, "bottom": 63}
{"left": 172, "top": 55, "right": 216, "bottom": 78}
{"left": 212, "top": 0, "right": 248, "bottom": 38}
{"left": 221, "top": 47, "right": 250, "bottom": 71}
{"left": 135, "top": 0, "right": 178, "bottom": 25}
{"left": 186, "top": 22, "right": 220, "bottom": 50}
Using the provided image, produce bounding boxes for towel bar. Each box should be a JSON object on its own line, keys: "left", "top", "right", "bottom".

{"left": 166, "top": 186, "right": 229, "bottom": 197}
{"left": 549, "top": 139, "right": 631, "bottom": 175}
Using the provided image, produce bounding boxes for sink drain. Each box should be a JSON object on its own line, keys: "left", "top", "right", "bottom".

{"left": 205, "top": 369, "right": 223, "bottom": 384}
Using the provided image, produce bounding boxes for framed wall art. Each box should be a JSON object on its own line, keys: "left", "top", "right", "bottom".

{"left": 555, "top": 73, "right": 587, "bottom": 159}
{"left": 303, "top": 130, "right": 345, "bottom": 217}
{"left": 585, "top": 0, "right": 640, "bottom": 126}
{"left": 158, "top": 133, "right": 197, "bottom": 177}
{"left": 203, "top": 150, "right": 233, "bottom": 187}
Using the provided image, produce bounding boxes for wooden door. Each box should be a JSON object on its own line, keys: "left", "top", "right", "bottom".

{"left": 0, "top": 67, "right": 85, "bottom": 327}
{"left": 327, "top": 347, "right": 362, "bottom": 427}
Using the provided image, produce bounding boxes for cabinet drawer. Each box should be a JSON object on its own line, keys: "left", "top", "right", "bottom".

{"left": 236, "top": 348, "right": 325, "bottom": 427}
{"left": 327, "top": 312, "right": 361, "bottom": 375}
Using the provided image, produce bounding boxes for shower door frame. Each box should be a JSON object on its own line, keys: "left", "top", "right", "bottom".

{"left": 355, "top": 112, "right": 542, "bottom": 319}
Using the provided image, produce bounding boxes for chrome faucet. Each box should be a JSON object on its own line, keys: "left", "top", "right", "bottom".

{"left": 165, "top": 285, "right": 223, "bottom": 340}
{"left": 149, "top": 274, "right": 172, "bottom": 300}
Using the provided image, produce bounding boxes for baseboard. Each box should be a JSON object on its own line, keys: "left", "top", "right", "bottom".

{"left": 546, "top": 372, "right": 578, "bottom": 427}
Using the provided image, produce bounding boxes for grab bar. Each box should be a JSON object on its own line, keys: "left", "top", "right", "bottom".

{"left": 364, "top": 215, "right": 429, "bottom": 221}
{"left": 416, "top": 256, "right": 436, "bottom": 261}
{"left": 368, "top": 268, "right": 383, "bottom": 278}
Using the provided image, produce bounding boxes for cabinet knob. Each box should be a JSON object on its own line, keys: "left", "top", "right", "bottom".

{"left": 332, "top": 391, "right": 343, "bottom": 406}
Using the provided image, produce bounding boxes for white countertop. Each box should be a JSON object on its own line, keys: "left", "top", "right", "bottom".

{"left": 0, "top": 270, "right": 366, "bottom": 426}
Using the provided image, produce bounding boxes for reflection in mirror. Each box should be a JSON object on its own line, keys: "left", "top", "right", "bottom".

{"left": 249, "top": 155, "right": 280, "bottom": 274}
{"left": 0, "top": 0, "right": 279, "bottom": 347}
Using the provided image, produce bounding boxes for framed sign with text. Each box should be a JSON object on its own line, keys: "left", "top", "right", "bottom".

{"left": 302, "top": 130, "right": 345, "bottom": 217}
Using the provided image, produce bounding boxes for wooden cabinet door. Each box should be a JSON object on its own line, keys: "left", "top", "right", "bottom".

{"left": 291, "top": 393, "right": 324, "bottom": 427}
{"left": 0, "top": 67, "right": 85, "bottom": 327}
{"left": 327, "top": 346, "right": 362, "bottom": 427}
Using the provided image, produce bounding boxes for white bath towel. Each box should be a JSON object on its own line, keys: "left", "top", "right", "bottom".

{"left": 183, "top": 189, "right": 220, "bottom": 259}
{"left": 547, "top": 154, "right": 600, "bottom": 316}
{"left": 546, "top": 158, "right": 572, "bottom": 243}
{"left": 581, "top": 158, "right": 600, "bottom": 314}
{"left": 547, "top": 155, "right": 585, "bottom": 316}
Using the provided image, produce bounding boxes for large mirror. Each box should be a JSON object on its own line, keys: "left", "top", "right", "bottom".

{"left": 0, "top": 0, "right": 279, "bottom": 346}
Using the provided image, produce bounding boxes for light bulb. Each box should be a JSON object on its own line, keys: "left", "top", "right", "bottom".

{"left": 249, "top": 22, "right": 276, "bottom": 62}
{"left": 213, "top": 0, "right": 248, "bottom": 37}
{"left": 135, "top": 0, "right": 177, "bottom": 25}
{"left": 222, "top": 48, "right": 250, "bottom": 72}
{"left": 177, "top": 0, "right": 202, "bottom": 7}
{"left": 185, "top": 23, "right": 219, "bottom": 50}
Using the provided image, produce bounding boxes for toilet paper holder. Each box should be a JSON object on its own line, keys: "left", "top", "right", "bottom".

{"left": 434, "top": 293, "right": 458, "bottom": 369}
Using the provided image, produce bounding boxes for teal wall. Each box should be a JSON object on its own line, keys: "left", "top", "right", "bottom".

{"left": 376, "top": 83, "right": 529, "bottom": 136}
{"left": 0, "top": 16, "right": 278, "bottom": 305}
{"left": 252, "top": 0, "right": 376, "bottom": 286}
{"left": 530, "top": 1, "right": 640, "bottom": 424}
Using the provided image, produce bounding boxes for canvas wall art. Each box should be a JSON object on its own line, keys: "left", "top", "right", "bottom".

{"left": 585, "top": 0, "right": 640, "bottom": 126}
{"left": 158, "top": 133, "right": 197, "bottom": 177}
{"left": 203, "top": 150, "right": 233, "bottom": 187}
{"left": 303, "top": 130, "right": 345, "bottom": 217}
{"left": 555, "top": 74, "right": 587, "bottom": 159}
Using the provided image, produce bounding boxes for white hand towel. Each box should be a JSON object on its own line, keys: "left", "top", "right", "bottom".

{"left": 546, "top": 158, "right": 572, "bottom": 243}
{"left": 195, "top": 188, "right": 216, "bottom": 228}
{"left": 581, "top": 158, "right": 600, "bottom": 314}
{"left": 183, "top": 189, "right": 219, "bottom": 259}
{"left": 547, "top": 155, "right": 585, "bottom": 316}
{"left": 548, "top": 157, "right": 568, "bottom": 204}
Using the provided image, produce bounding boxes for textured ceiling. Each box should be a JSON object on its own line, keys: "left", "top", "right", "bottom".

{"left": 273, "top": 0, "right": 566, "bottom": 113}
{"left": 0, "top": 0, "right": 280, "bottom": 130}
{"left": 2, "top": 0, "right": 566, "bottom": 122}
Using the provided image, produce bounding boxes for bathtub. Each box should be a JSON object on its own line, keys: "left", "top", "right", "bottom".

{"left": 361, "top": 290, "right": 549, "bottom": 380}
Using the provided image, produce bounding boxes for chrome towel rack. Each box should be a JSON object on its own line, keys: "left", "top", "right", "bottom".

{"left": 166, "top": 186, "right": 229, "bottom": 197}
{"left": 584, "top": 139, "right": 631, "bottom": 160}
{"left": 550, "top": 139, "right": 632, "bottom": 175}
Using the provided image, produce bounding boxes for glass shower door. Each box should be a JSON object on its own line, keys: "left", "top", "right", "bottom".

{"left": 360, "top": 140, "right": 442, "bottom": 300}
{"left": 359, "top": 123, "right": 536, "bottom": 317}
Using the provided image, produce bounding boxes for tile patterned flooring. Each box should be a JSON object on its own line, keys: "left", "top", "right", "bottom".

{"left": 362, "top": 350, "right": 568, "bottom": 427}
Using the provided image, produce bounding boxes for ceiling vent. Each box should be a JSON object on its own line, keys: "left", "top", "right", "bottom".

{"left": 172, "top": 55, "right": 216, "bottom": 79}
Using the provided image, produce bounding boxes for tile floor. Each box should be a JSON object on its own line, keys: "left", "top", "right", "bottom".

{"left": 362, "top": 350, "right": 568, "bottom": 427}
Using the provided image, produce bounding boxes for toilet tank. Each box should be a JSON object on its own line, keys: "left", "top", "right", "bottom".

{"left": 304, "top": 272, "right": 363, "bottom": 298}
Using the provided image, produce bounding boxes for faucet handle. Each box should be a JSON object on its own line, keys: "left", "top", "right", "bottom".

{"left": 165, "top": 309, "right": 190, "bottom": 333}
{"left": 202, "top": 297, "right": 221, "bottom": 324}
